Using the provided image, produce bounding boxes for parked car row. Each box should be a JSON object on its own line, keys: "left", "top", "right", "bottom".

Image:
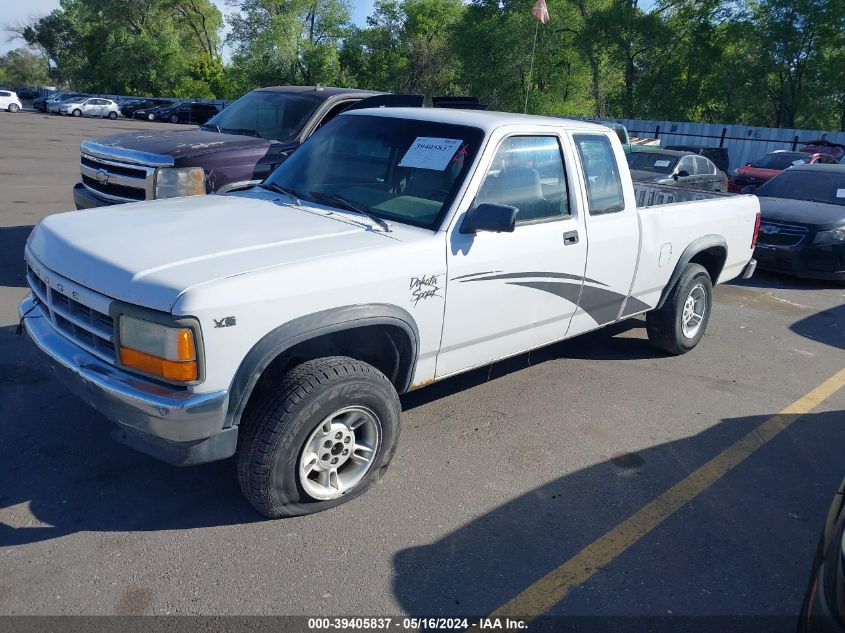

{"left": 29, "top": 91, "right": 223, "bottom": 124}
{"left": 130, "top": 100, "right": 221, "bottom": 124}
{"left": 0, "top": 90, "right": 22, "bottom": 113}
{"left": 729, "top": 149, "right": 840, "bottom": 193}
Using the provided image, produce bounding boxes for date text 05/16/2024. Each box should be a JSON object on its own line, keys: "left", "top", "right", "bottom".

{"left": 307, "top": 617, "right": 528, "bottom": 630}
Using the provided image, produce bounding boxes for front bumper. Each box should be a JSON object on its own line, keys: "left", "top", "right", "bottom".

{"left": 19, "top": 293, "right": 235, "bottom": 465}
{"left": 73, "top": 182, "right": 117, "bottom": 210}
{"left": 754, "top": 242, "right": 845, "bottom": 281}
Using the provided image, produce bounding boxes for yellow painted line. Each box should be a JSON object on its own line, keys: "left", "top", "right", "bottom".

{"left": 483, "top": 367, "right": 845, "bottom": 624}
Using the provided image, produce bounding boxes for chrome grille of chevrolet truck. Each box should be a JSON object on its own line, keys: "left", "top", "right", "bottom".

{"left": 79, "top": 140, "right": 174, "bottom": 203}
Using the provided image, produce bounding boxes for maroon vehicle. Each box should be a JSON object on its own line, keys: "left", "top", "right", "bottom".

{"left": 728, "top": 150, "right": 839, "bottom": 193}
{"left": 800, "top": 138, "right": 845, "bottom": 162}
{"left": 73, "top": 86, "right": 422, "bottom": 209}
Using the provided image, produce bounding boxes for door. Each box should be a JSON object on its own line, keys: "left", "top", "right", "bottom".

{"left": 566, "top": 133, "right": 641, "bottom": 338}
{"left": 437, "top": 133, "right": 588, "bottom": 378}
{"left": 0, "top": 91, "right": 9, "bottom": 108}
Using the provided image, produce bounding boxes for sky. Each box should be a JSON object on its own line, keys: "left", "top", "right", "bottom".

{"left": 0, "top": 0, "right": 377, "bottom": 56}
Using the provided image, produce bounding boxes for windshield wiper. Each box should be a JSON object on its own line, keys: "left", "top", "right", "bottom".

{"left": 802, "top": 198, "right": 833, "bottom": 205}
{"left": 308, "top": 191, "right": 392, "bottom": 232}
{"left": 259, "top": 183, "right": 301, "bottom": 205}
{"left": 221, "top": 127, "right": 264, "bottom": 139}
{"left": 201, "top": 123, "right": 221, "bottom": 132}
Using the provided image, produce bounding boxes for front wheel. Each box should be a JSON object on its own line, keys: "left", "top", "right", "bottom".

{"left": 646, "top": 263, "right": 713, "bottom": 355}
{"left": 169, "top": 114, "right": 179, "bottom": 123}
{"left": 236, "top": 356, "right": 401, "bottom": 518}
{"left": 8, "top": 103, "right": 20, "bottom": 113}
{"left": 147, "top": 113, "right": 155, "bottom": 121}
{"left": 72, "top": 109, "right": 82, "bottom": 117}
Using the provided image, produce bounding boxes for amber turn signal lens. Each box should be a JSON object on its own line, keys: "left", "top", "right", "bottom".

{"left": 120, "top": 347, "right": 198, "bottom": 382}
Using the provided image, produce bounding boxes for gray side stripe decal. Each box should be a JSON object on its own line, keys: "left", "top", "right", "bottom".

{"left": 461, "top": 271, "right": 608, "bottom": 287}
{"left": 621, "top": 295, "right": 651, "bottom": 317}
{"left": 450, "top": 270, "right": 503, "bottom": 282}
{"left": 508, "top": 281, "right": 628, "bottom": 325}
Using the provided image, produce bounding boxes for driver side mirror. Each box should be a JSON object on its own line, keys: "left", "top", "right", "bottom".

{"left": 674, "top": 170, "right": 690, "bottom": 180}
{"left": 460, "top": 203, "right": 518, "bottom": 234}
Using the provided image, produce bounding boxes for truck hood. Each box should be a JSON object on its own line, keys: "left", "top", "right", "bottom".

{"left": 27, "top": 191, "right": 400, "bottom": 312}
{"left": 89, "top": 129, "right": 272, "bottom": 160}
{"left": 758, "top": 197, "right": 845, "bottom": 230}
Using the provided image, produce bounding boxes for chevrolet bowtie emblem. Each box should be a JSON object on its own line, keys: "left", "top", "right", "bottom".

{"left": 95, "top": 168, "right": 109, "bottom": 185}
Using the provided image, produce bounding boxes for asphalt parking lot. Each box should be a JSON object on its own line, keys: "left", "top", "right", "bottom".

{"left": 0, "top": 109, "right": 843, "bottom": 625}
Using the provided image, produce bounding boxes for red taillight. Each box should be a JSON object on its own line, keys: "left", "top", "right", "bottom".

{"left": 751, "top": 211, "right": 761, "bottom": 249}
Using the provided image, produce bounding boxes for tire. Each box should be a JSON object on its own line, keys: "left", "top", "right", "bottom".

{"left": 72, "top": 109, "right": 82, "bottom": 117}
{"left": 108, "top": 111, "right": 117, "bottom": 119}
{"left": 237, "top": 356, "right": 402, "bottom": 518}
{"left": 8, "top": 103, "right": 19, "bottom": 113}
{"left": 169, "top": 114, "right": 179, "bottom": 123}
{"left": 646, "top": 263, "right": 713, "bottom": 355}
{"left": 147, "top": 113, "right": 155, "bottom": 121}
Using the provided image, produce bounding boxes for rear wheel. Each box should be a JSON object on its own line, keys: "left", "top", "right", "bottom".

{"left": 236, "top": 356, "right": 401, "bottom": 518}
{"left": 647, "top": 263, "right": 713, "bottom": 355}
{"left": 147, "top": 113, "right": 155, "bottom": 121}
{"left": 108, "top": 111, "right": 117, "bottom": 120}
{"left": 8, "top": 103, "right": 19, "bottom": 113}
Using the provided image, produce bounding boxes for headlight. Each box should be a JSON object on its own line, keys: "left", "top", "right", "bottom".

{"left": 812, "top": 228, "right": 845, "bottom": 245}
{"left": 117, "top": 315, "right": 199, "bottom": 382}
{"left": 154, "top": 166, "right": 205, "bottom": 199}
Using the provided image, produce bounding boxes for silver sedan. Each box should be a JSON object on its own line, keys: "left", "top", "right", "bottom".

{"left": 60, "top": 98, "right": 121, "bottom": 119}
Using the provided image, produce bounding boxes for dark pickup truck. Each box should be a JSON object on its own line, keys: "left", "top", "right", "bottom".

{"left": 73, "top": 86, "right": 422, "bottom": 209}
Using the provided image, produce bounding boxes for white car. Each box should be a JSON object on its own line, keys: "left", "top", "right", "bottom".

{"left": 0, "top": 90, "right": 22, "bottom": 113}
{"left": 60, "top": 97, "right": 120, "bottom": 119}
{"left": 20, "top": 109, "right": 760, "bottom": 518}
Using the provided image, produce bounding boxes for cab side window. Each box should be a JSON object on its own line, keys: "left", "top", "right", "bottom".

{"left": 573, "top": 134, "right": 625, "bottom": 215}
{"left": 476, "top": 135, "right": 569, "bottom": 224}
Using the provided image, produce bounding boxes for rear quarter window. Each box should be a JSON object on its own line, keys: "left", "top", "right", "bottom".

{"left": 574, "top": 134, "right": 625, "bottom": 215}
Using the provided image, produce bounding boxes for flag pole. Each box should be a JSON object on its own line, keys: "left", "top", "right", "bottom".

{"left": 523, "top": 18, "right": 540, "bottom": 114}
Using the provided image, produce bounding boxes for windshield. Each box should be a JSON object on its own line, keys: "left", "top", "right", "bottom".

{"left": 264, "top": 114, "right": 484, "bottom": 230}
{"left": 751, "top": 152, "right": 809, "bottom": 170}
{"left": 627, "top": 152, "right": 679, "bottom": 174}
{"left": 756, "top": 170, "right": 845, "bottom": 206}
{"left": 203, "top": 90, "right": 322, "bottom": 142}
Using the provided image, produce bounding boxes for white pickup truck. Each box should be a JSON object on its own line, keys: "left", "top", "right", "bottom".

{"left": 19, "top": 109, "right": 760, "bottom": 518}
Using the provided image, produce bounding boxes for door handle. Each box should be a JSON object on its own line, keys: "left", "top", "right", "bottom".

{"left": 563, "top": 230, "right": 579, "bottom": 245}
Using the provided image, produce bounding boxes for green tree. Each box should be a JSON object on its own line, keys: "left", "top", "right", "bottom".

{"left": 227, "top": 0, "right": 353, "bottom": 91}
{"left": 0, "top": 48, "right": 51, "bottom": 86}
{"left": 19, "top": 0, "right": 223, "bottom": 95}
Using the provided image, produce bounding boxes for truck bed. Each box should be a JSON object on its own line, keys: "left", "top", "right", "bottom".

{"left": 634, "top": 182, "right": 732, "bottom": 207}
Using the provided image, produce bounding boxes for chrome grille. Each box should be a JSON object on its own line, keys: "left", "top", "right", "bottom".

{"left": 80, "top": 152, "right": 154, "bottom": 202}
{"left": 757, "top": 221, "right": 808, "bottom": 247}
{"left": 26, "top": 261, "right": 116, "bottom": 363}
{"left": 78, "top": 141, "right": 173, "bottom": 203}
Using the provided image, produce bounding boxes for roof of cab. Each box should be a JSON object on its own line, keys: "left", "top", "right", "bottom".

{"left": 343, "top": 107, "right": 613, "bottom": 134}
{"left": 255, "top": 86, "right": 384, "bottom": 99}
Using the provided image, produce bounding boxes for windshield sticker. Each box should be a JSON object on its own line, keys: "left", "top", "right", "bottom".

{"left": 654, "top": 160, "right": 671, "bottom": 167}
{"left": 837, "top": 189, "right": 845, "bottom": 198}
{"left": 399, "top": 138, "right": 463, "bottom": 171}
{"left": 792, "top": 159, "right": 807, "bottom": 166}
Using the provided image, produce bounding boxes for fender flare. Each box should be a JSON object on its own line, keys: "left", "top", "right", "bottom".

{"left": 656, "top": 235, "right": 727, "bottom": 309}
{"left": 224, "top": 304, "right": 420, "bottom": 428}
